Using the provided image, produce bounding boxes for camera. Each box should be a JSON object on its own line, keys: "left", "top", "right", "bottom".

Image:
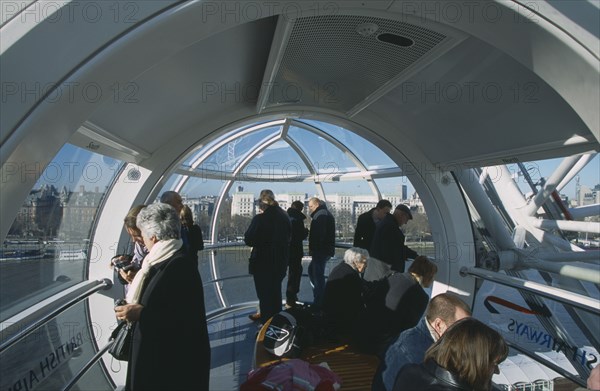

{"left": 111, "top": 254, "right": 133, "bottom": 270}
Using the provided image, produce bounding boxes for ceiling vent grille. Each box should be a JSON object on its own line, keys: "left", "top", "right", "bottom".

{"left": 258, "top": 14, "right": 462, "bottom": 115}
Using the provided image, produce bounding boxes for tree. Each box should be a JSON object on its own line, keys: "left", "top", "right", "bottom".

{"left": 403, "top": 212, "right": 430, "bottom": 240}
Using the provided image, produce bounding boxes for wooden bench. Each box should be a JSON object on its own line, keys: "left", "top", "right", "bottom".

{"left": 254, "top": 320, "right": 379, "bottom": 390}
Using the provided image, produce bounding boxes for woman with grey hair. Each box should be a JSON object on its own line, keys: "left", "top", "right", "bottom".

{"left": 323, "top": 247, "right": 369, "bottom": 341}
{"left": 114, "top": 202, "right": 210, "bottom": 390}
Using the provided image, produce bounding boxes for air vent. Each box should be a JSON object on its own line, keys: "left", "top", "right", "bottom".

{"left": 127, "top": 168, "right": 141, "bottom": 182}
{"left": 258, "top": 14, "right": 462, "bottom": 115}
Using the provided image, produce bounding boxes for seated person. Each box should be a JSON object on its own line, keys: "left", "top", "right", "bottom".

{"left": 363, "top": 256, "right": 438, "bottom": 354}
{"left": 393, "top": 317, "right": 508, "bottom": 391}
{"left": 323, "top": 247, "right": 369, "bottom": 340}
{"left": 372, "top": 292, "right": 472, "bottom": 391}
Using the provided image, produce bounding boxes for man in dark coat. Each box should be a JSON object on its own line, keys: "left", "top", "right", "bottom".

{"left": 353, "top": 199, "right": 392, "bottom": 251}
{"left": 245, "top": 190, "right": 291, "bottom": 323}
{"left": 286, "top": 200, "right": 309, "bottom": 307}
{"left": 307, "top": 197, "right": 335, "bottom": 309}
{"left": 366, "top": 204, "right": 418, "bottom": 281}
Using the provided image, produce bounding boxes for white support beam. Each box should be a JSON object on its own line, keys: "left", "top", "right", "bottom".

{"left": 527, "top": 217, "right": 600, "bottom": 234}
{"left": 569, "top": 203, "right": 600, "bottom": 220}
{"left": 525, "top": 156, "right": 580, "bottom": 216}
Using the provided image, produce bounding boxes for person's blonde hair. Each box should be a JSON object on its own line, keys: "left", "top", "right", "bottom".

{"left": 124, "top": 205, "right": 146, "bottom": 230}
{"left": 408, "top": 256, "right": 438, "bottom": 286}
{"left": 180, "top": 205, "right": 194, "bottom": 227}
{"left": 259, "top": 189, "right": 278, "bottom": 207}
{"left": 424, "top": 317, "right": 508, "bottom": 390}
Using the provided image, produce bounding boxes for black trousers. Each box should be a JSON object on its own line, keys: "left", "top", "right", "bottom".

{"left": 253, "top": 270, "right": 284, "bottom": 323}
{"left": 286, "top": 245, "right": 303, "bottom": 304}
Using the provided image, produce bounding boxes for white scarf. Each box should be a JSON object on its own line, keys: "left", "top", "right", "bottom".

{"left": 126, "top": 238, "right": 182, "bottom": 304}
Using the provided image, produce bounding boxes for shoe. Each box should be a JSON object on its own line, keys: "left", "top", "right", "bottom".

{"left": 248, "top": 312, "right": 261, "bottom": 321}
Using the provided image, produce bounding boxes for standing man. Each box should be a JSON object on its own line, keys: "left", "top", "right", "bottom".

{"left": 353, "top": 199, "right": 392, "bottom": 251}
{"left": 160, "top": 190, "right": 204, "bottom": 264}
{"left": 286, "top": 200, "right": 309, "bottom": 308}
{"left": 365, "top": 204, "right": 418, "bottom": 281}
{"left": 244, "top": 190, "right": 291, "bottom": 324}
{"left": 307, "top": 197, "right": 335, "bottom": 309}
{"left": 372, "top": 292, "right": 472, "bottom": 391}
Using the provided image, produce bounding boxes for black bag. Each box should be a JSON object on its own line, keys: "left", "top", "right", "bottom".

{"left": 264, "top": 311, "right": 303, "bottom": 358}
{"left": 109, "top": 320, "right": 133, "bottom": 361}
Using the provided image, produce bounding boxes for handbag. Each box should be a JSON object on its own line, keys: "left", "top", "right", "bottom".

{"left": 109, "top": 320, "right": 133, "bottom": 361}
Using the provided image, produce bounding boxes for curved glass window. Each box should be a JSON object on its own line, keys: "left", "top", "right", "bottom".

{"left": 191, "top": 126, "right": 282, "bottom": 174}
{"left": 288, "top": 126, "right": 361, "bottom": 174}
{"left": 1, "top": 144, "right": 123, "bottom": 322}
{"left": 159, "top": 117, "right": 427, "bottom": 312}
{"left": 300, "top": 119, "right": 397, "bottom": 170}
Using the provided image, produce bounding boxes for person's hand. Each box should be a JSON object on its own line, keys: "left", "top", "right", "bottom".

{"left": 118, "top": 268, "right": 138, "bottom": 284}
{"left": 110, "top": 255, "right": 128, "bottom": 268}
{"left": 115, "top": 304, "right": 143, "bottom": 322}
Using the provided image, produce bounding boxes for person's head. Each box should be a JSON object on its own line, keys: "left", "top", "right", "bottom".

{"left": 136, "top": 203, "right": 181, "bottom": 251}
{"left": 374, "top": 199, "right": 393, "bottom": 220}
{"left": 180, "top": 205, "right": 194, "bottom": 228}
{"left": 425, "top": 318, "right": 508, "bottom": 391}
{"left": 123, "top": 205, "right": 146, "bottom": 246}
{"left": 393, "top": 204, "right": 412, "bottom": 226}
{"left": 408, "top": 256, "right": 438, "bottom": 288}
{"left": 160, "top": 191, "right": 184, "bottom": 214}
{"left": 308, "top": 197, "right": 321, "bottom": 214}
{"left": 425, "top": 293, "right": 472, "bottom": 340}
{"left": 291, "top": 200, "right": 304, "bottom": 211}
{"left": 344, "top": 247, "right": 369, "bottom": 273}
{"left": 259, "top": 189, "right": 278, "bottom": 209}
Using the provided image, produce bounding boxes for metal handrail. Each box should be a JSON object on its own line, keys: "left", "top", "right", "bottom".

{"left": 63, "top": 340, "right": 114, "bottom": 391}
{"left": 460, "top": 267, "right": 600, "bottom": 314}
{"left": 0, "top": 278, "right": 112, "bottom": 354}
{"left": 505, "top": 340, "right": 586, "bottom": 387}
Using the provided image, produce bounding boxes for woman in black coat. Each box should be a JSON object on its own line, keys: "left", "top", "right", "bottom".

{"left": 115, "top": 202, "right": 211, "bottom": 391}
{"left": 393, "top": 318, "right": 508, "bottom": 391}
{"left": 244, "top": 189, "right": 291, "bottom": 324}
{"left": 323, "top": 247, "right": 369, "bottom": 341}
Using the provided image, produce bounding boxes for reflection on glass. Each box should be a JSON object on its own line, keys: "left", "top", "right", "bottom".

{"left": 1, "top": 144, "right": 122, "bottom": 322}
{"left": 288, "top": 126, "right": 360, "bottom": 174}
{"left": 299, "top": 119, "right": 397, "bottom": 170}
{"left": 191, "top": 126, "right": 281, "bottom": 174}
{"left": 0, "top": 301, "right": 114, "bottom": 390}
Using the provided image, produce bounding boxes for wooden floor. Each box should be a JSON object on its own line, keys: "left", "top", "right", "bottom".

{"left": 254, "top": 320, "right": 379, "bottom": 390}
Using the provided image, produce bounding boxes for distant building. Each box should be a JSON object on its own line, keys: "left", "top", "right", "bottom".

{"left": 184, "top": 196, "right": 216, "bottom": 221}
{"left": 227, "top": 191, "right": 424, "bottom": 222}
{"left": 10, "top": 185, "right": 104, "bottom": 239}
{"left": 577, "top": 183, "right": 600, "bottom": 206}
{"left": 231, "top": 191, "right": 255, "bottom": 217}
{"left": 59, "top": 186, "right": 104, "bottom": 239}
